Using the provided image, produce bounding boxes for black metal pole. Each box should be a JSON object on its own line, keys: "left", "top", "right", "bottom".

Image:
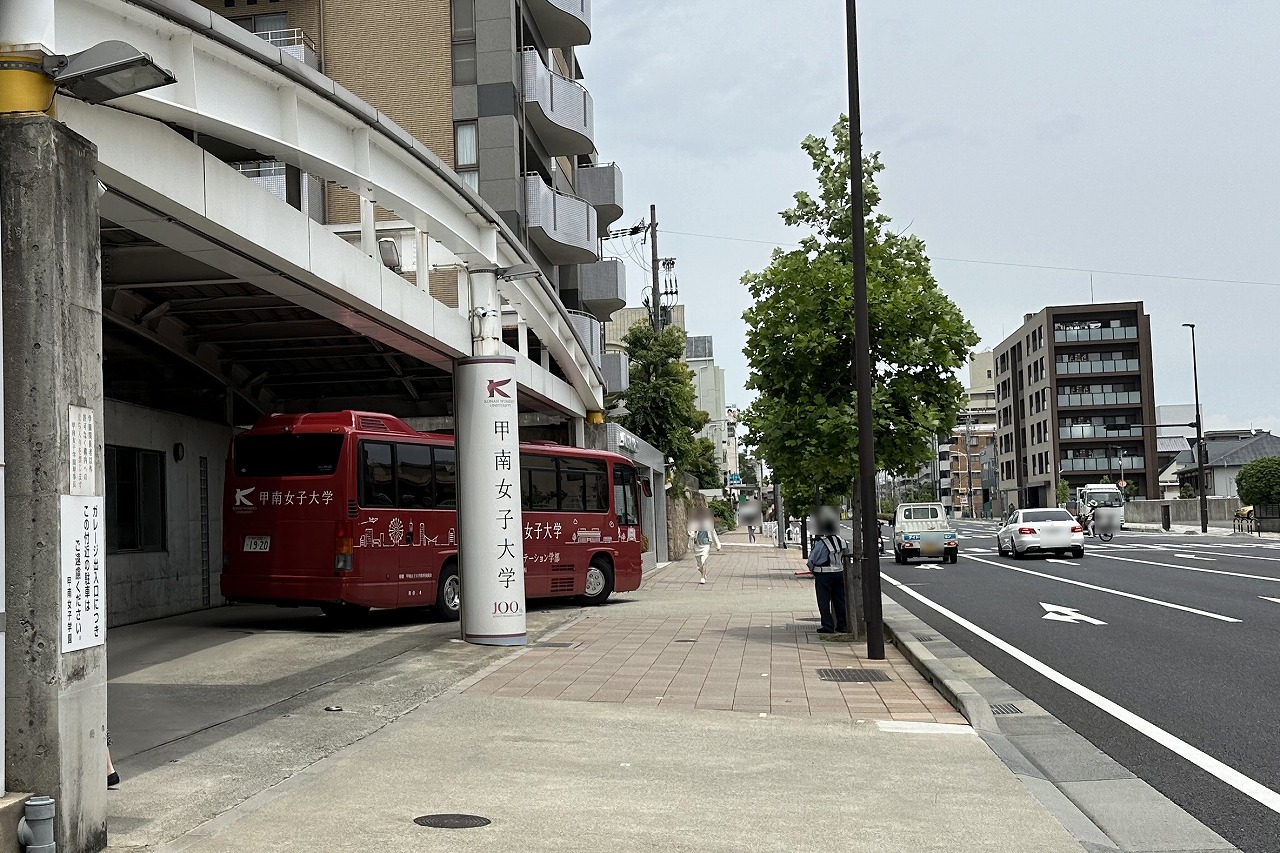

{"left": 845, "top": 0, "right": 884, "bottom": 659}
{"left": 1185, "top": 323, "right": 1208, "bottom": 533}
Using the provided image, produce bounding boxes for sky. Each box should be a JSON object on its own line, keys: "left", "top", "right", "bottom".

{"left": 583, "top": 1, "right": 1280, "bottom": 433}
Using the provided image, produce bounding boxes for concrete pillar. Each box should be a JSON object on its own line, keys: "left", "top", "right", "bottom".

{"left": 0, "top": 116, "right": 108, "bottom": 852}
{"left": 454, "top": 268, "right": 526, "bottom": 646}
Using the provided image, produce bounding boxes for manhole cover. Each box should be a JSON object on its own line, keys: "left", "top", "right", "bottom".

{"left": 533, "top": 642, "right": 573, "bottom": 648}
{"left": 816, "top": 668, "right": 891, "bottom": 683}
{"left": 990, "top": 703, "right": 1023, "bottom": 715}
{"left": 414, "top": 814, "right": 492, "bottom": 829}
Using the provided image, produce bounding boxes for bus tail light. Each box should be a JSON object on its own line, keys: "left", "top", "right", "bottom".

{"left": 335, "top": 521, "right": 354, "bottom": 572}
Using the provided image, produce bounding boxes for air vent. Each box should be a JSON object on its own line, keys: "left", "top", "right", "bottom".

{"left": 358, "top": 416, "right": 390, "bottom": 432}
{"left": 347, "top": 499, "right": 358, "bottom": 518}
{"left": 549, "top": 577, "right": 575, "bottom": 593}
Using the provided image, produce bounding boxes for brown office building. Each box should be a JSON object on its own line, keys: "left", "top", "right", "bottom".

{"left": 993, "top": 302, "right": 1159, "bottom": 513}
{"left": 197, "top": 0, "right": 624, "bottom": 326}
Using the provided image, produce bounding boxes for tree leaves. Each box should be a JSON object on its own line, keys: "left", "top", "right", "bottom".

{"left": 614, "top": 324, "right": 710, "bottom": 481}
{"left": 742, "top": 116, "right": 979, "bottom": 509}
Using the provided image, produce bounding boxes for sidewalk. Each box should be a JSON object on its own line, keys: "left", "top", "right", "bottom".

{"left": 131, "top": 531, "right": 1086, "bottom": 853}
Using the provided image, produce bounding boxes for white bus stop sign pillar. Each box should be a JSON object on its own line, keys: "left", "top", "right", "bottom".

{"left": 455, "top": 268, "right": 526, "bottom": 645}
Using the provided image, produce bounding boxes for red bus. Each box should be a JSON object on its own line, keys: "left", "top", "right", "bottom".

{"left": 220, "top": 411, "right": 647, "bottom": 620}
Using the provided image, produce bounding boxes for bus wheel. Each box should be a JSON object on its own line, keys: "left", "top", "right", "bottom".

{"left": 436, "top": 563, "right": 461, "bottom": 621}
{"left": 321, "top": 602, "right": 369, "bottom": 623}
{"left": 577, "top": 558, "right": 614, "bottom": 606}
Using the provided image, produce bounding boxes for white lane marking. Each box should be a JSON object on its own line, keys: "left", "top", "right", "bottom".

{"left": 876, "top": 720, "right": 974, "bottom": 735}
{"left": 960, "top": 554, "right": 1242, "bottom": 623}
{"left": 1173, "top": 553, "right": 1217, "bottom": 561}
{"left": 967, "top": 547, "right": 992, "bottom": 553}
{"left": 1046, "top": 559, "right": 1081, "bottom": 566}
{"left": 1260, "top": 596, "right": 1280, "bottom": 605}
{"left": 1159, "top": 548, "right": 1280, "bottom": 564}
{"left": 1092, "top": 552, "right": 1280, "bottom": 584}
{"left": 1041, "top": 602, "right": 1106, "bottom": 625}
{"left": 882, "top": 575, "right": 1280, "bottom": 815}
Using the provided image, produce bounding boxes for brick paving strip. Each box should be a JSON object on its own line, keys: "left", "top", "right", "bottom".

{"left": 466, "top": 528, "right": 965, "bottom": 724}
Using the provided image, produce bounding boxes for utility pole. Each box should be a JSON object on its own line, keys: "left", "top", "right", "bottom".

{"left": 649, "top": 204, "right": 660, "bottom": 331}
{"left": 845, "top": 0, "right": 884, "bottom": 659}
{"left": 1184, "top": 323, "right": 1209, "bottom": 533}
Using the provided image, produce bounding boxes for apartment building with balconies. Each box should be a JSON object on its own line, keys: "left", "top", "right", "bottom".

{"left": 202, "top": 0, "right": 625, "bottom": 333}
{"left": 993, "top": 302, "right": 1159, "bottom": 513}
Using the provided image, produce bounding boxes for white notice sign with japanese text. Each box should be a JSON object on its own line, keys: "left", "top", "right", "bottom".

{"left": 60, "top": 494, "right": 105, "bottom": 653}
{"left": 68, "top": 405, "right": 95, "bottom": 496}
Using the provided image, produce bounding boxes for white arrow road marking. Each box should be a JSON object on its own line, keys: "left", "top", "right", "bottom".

{"left": 1046, "top": 559, "right": 1081, "bottom": 566}
{"left": 961, "top": 554, "right": 1241, "bottom": 622}
{"left": 1092, "top": 552, "right": 1280, "bottom": 585}
{"left": 882, "top": 575, "right": 1280, "bottom": 815}
{"left": 1174, "top": 553, "right": 1216, "bottom": 561}
{"left": 1260, "top": 596, "right": 1280, "bottom": 605}
{"left": 1041, "top": 602, "right": 1106, "bottom": 625}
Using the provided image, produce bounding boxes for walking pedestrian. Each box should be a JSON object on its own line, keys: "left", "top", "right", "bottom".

{"left": 747, "top": 524, "right": 756, "bottom": 543}
{"left": 107, "top": 732, "right": 119, "bottom": 788}
{"left": 806, "top": 509, "right": 848, "bottom": 634}
{"left": 688, "top": 507, "right": 721, "bottom": 584}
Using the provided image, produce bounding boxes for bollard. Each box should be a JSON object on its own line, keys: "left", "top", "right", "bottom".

{"left": 17, "top": 796, "right": 55, "bottom": 853}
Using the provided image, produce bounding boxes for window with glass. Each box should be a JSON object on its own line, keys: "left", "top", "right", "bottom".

{"left": 614, "top": 465, "right": 639, "bottom": 527}
{"left": 360, "top": 442, "right": 396, "bottom": 508}
{"left": 451, "top": 0, "right": 477, "bottom": 84}
{"left": 433, "top": 448, "right": 457, "bottom": 508}
{"left": 106, "top": 445, "right": 166, "bottom": 554}
{"left": 521, "top": 454, "right": 559, "bottom": 511}
{"left": 233, "top": 13, "right": 289, "bottom": 34}
{"left": 455, "top": 122, "right": 478, "bottom": 190}
{"left": 396, "top": 443, "right": 433, "bottom": 509}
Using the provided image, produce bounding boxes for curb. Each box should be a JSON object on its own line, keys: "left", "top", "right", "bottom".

{"left": 883, "top": 610, "right": 1120, "bottom": 852}
{"left": 882, "top": 602, "right": 1241, "bottom": 853}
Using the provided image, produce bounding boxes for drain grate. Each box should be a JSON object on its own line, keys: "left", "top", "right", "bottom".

{"left": 816, "top": 668, "right": 891, "bottom": 683}
{"left": 673, "top": 639, "right": 697, "bottom": 643}
{"left": 533, "top": 642, "right": 573, "bottom": 648}
{"left": 913, "top": 635, "right": 938, "bottom": 642}
{"left": 414, "top": 814, "right": 492, "bottom": 829}
{"left": 990, "top": 703, "right": 1023, "bottom": 716}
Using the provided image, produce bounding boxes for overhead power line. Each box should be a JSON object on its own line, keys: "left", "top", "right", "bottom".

{"left": 660, "top": 228, "right": 1280, "bottom": 291}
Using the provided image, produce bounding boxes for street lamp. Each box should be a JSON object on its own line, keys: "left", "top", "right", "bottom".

{"left": 1184, "top": 323, "right": 1209, "bottom": 533}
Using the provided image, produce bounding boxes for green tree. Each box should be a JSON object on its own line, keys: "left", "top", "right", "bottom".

{"left": 1056, "top": 479, "right": 1071, "bottom": 506}
{"left": 741, "top": 117, "right": 978, "bottom": 506}
{"left": 902, "top": 483, "right": 937, "bottom": 504}
{"left": 1178, "top": 482, "right": 1196, "bottom": 500}
{"left": 686, "top": 436, "right": 722, "bottom": 489}
{"left": 614, "top": 323, "right": 709, "bottom": 479}
{"left": 708, "top": 498, "right": 737, "bottom": 530}
{"left": 738, "top": 453, "right": 759, "bottom": 486}
{"left": 1235, "top": 456, "right": 1280, "bottom": 506}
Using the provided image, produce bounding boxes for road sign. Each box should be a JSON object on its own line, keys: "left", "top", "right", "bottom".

{"left": 1040, "top": 602, "right": 1106, "bottom": 625}
{"left": 1116, "top": 479, "right": 1128, "bottom": 489}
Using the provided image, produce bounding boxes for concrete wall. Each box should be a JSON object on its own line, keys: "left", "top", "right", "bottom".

{"left": 104, "top": 401, "right": 232, "bottom": 626}
{"left": 1124, "top": 497, "right": 1242, "bottom": 528}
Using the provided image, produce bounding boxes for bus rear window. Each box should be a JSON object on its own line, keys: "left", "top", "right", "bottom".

{"left": 234, "top": 434, "right": 345, "bottom": 477}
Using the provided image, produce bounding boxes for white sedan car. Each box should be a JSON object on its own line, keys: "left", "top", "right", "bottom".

{"left": 997, "top": 508, "right": 1085, "bottom": 559}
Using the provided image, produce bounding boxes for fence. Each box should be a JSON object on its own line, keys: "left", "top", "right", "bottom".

{"left": 1124, "top": 497, "right": 1242, "bottom": 528}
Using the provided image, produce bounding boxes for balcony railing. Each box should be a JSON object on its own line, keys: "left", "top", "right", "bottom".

{"left": 1059, "top": 425, "right": 1143, "bottom": 439}
{"left": 523, "top": 173, "right": 598, "bottom": 265}
{"left": 525, "top": 0, "right": 591, "bottom": 47}
{"left": 1059, "top": 456, "right": 1145, "bottom": 472}
{"left": 1055, "top": 358, "right": 1140, "bottom": 375}
{"left": 522, "top": 49, "right": 594, "bottom": 156}
{"left": 579, "top": 257, "right": 625, "bottom": 321}
{"left": 1054, "top": 326, "right": 1138, "bottom": 343}
{"left": 257, "top": 29, "right": 320, "bottom": 70}
{"left": 575, "top": 162, "right": 623, "bottom": 229}
{"left": 1057, "top": 391, "right": 1143, "bottom": 407}
{"left": 566, "top": 309, "right": 602, "bottom": 369}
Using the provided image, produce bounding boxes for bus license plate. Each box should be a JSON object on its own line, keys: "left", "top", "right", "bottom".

{"left": 244, "top": 536, "right": 271, "bottom": 552}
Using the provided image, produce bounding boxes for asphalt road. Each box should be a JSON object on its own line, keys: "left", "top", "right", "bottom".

{"left": 873, "top": 520, "right": 1280, "bottom": 853}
